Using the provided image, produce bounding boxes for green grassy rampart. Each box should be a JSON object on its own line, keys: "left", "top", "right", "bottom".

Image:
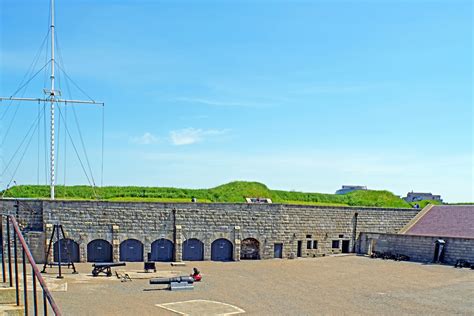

{"left": 1, "top": 181, "right": 423, "bottom": 208}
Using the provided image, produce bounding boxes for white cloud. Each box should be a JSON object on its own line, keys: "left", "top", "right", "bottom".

{"left": 169, "top": 128, "right": 228, "bottom": 146}
{"left": 135, "top": 150, "right": 473, "bottom": 202}
{"left": 291, "top": 83, "right": 388, "bottom": 95}
{"left": 130, "top": 132, "right": 159, "bottom": 145}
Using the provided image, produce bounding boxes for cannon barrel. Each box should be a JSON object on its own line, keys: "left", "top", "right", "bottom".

{"left": 150, "top": 276, "right": 194, "bottom": 285}
{"left": 92, "top": 262, "right": 126, "bottom": 268}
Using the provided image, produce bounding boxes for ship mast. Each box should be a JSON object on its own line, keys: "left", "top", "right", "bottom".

{"left": 50, "top": 0, "right": 56, "bottom": 199}
{"left": 0, "top": 0, "right": 104, "bottom": 200}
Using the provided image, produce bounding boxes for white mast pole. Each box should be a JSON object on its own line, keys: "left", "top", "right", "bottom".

{"left": 50, "top": 0, "right": 56, "bottom": 200}
{"left": 0, "top": 0, "right": 104, "bottom": 199}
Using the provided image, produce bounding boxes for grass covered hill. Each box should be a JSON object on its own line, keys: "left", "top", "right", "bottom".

{"left": 0, "top": 181, "right": 429, "bottom": 208}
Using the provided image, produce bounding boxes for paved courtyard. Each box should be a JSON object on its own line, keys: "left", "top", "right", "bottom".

{"left": 44, "top": 255, "right": 473, "bottom": 315}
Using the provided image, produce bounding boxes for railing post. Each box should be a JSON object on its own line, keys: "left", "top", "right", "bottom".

{"left": 7, "top": 218, "right": 12, "bottom": 287}
{"left": 22, "top": 249, "right": 29, "bottom": 315}
{"left": 43, "top": 289, "right": 48, "bottom": 316}
{"left": 13, "top": 229, "right": 19, "bottom": 306}
{"left": 0, "top": 215, "right": 5, "bottom": 283}
{"left": 32, "top": 266, "right": 38, "bottom": 316}
{"left": 8, "top": 215, "right": 61, "bottom": 315}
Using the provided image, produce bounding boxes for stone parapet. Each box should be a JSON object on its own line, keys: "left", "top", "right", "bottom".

{"left": 0, "top": 199, "right": 420, "bottom": 263}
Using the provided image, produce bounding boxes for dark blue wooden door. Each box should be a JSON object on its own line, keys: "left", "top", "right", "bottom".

{"left": 87, "top": 239, "right": 113, "bottom": 263}
{"left": 274, "top": 243, "right": 283, "bottom": 258}
{"left": 54, "top": 239, "right": 80, "bottom": 262}
{"left": 151, "top": 239, "right": 174, "bottom": 262}
{"left": 182, "top": 239, "right": 204, "bottom": 261}
{"left": 211, "top": 238, "right": 233, "bottom": 261}
{"left": 120, "top": 239, "right": 144, "bottom": 262}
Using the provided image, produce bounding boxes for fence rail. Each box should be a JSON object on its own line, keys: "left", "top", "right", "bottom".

{"left": 1, "top": 214, "right": 61, "bottom": 315}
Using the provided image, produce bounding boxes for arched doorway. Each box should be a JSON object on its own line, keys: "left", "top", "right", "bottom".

{"left": 53, "top": 239, "right": 80, "bottom": 262}
{"left": 211, "top": 238, "right": 233, "bottom": 261}
{"left": 182, "top": 238, "right": 204, "bottom": 261}
{"left": 151, "top": 239, "right": 174, "bottom": 262}
{"left": 241, "top": 238, "right": 260, "bottom": 260}
{"left": 87, "top": 239, "right": 113, "bottom": 262}
{"left": 120, "top": 239, "right": 144, "bottom": 262}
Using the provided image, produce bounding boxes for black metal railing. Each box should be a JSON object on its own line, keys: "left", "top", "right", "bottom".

{"left": 0, "top": 214, "right": 61, "bottom": 315}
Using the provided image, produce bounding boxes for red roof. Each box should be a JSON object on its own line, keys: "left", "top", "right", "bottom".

{"left": 406, "top": 205, "right": 474, "bottom": 238}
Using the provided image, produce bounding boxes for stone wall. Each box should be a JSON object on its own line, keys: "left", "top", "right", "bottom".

{"left": 0, "top": 200, "right": 45, "bottom": 264}
{"left": 0, "top": 199, "right": 420, "bottom": 263}
{"left": 358, "top": 232, "right": 474, "bottom": 265}
{"left": 37, "top": 200, "right": 418, "bottom": 262}
{"left": 0, "top": 199, "right": 43, "bottom": 232}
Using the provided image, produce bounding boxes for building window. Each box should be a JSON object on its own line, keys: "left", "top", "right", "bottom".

{"left": 307, "top": 240, "right": 312, "bottom": 249}
{"left": 313, "top": 240, "right": 318, "bottom": 249}
{"left": 332, "top": 240, "right": 340, "bottom": 249}
{"left": 338, "top": 234, "right": 344, "bottom": 238}
{"left": 306, "top": 234, "right": 312, "bottom": 239}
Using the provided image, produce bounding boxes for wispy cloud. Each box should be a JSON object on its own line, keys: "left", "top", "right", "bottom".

{"left": 169, "top": 128, "right": 228, "bottom": 146}
{"left": 291, "top": 83, "right": 389, "bottom": 95}
{"left": 174, "top": 97, "right": 269, "bottom": 108}
{"left": 130, "top": 132, "right": 160, "bottom": 145}
{"left": 135, "top": 150, "right": 473, "bottom": 202}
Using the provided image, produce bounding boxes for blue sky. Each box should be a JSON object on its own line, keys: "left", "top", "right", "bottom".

{"left": 0, "top": 0, "right": 472, "bottom": 202}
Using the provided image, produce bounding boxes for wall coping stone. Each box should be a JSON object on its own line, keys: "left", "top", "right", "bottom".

{"left": 40, "top": 199, "right": 417, "bottom": 212}
{"left": 362, "top": 231, "right": 474, "bottom": 241}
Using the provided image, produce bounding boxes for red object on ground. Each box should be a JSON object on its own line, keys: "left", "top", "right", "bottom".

{"left": 192, "top": 274, "right": 202, "bottom": 282}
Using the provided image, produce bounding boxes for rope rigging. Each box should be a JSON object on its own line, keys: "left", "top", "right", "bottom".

{"left": 1, "top": 103, "right": 47, "bottom": 182}
{"left": 1, "top": 30, "right": 50, "bottom": 109}
{"left": 6, "top": 106, "right": 48, "bottom": 190}
{"left": 1, "top": 3, "right": 105, "bottom": 198}
{"left": 1, "top": 32, "right": 51, "bottom": 146}
{"left": 55, "top": 33, "right": 105, "bottom": 192}
{"left": 56, "top": 104, "right": 97, "bottom": 196}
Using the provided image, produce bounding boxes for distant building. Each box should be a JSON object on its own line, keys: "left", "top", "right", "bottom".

{"left": 403, "top": 192, "right": 443, "bottom": 203}
{"left": 245, "top": 197, "right": 272, "bottom": 204}
{"left": 335, "top": 185, "right": 367, "bottom": 195}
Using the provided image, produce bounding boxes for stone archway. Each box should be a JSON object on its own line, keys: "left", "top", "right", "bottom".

{"left": 53, "top": 238, "right": 80, "bottom": 262}
{"left": 182, "top": 238, "right": 204, "bottom": 261}
{"left": 151, "top": 238, "right": 174, "bottom": 262}
{"left": 241, "top": 238, "right": 260, "bottom": 260}
{"left": 119, "top": 239, "right": 144, "bottom": 262}
{"left": 211, "top": 238, "right": 233, "bottom": 261}
{"left": 87, "top": 239, "right": 113, "bottom": 263}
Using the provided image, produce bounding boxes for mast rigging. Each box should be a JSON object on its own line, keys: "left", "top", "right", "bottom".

{"left": 0, "top": 0, "right": 104, "bottom": 200}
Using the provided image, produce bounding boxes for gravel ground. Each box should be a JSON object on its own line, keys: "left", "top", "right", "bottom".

{"left": 48, "top": 255, "right": 473, "bottom": 315}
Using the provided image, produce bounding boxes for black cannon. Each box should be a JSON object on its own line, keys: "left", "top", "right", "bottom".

{"left": 371, "top": 251, "right": 409, "bottom": 262}
{"left": 150, "top": 276, "right": 195, "bottom": 291}
{"left": 394, "top": 254, "right": 410, "bottom": 261}
{"left": 92, "top": 262, "right": 126, "bottom": 277}
{"left": 454, "top": 259, "right": 471, "bottom": 268}
{"left": 370, "top": 251, "right": 382, "bottom": 259}
{"left": 150, "top": 276, "right": 195, "bottom": 285}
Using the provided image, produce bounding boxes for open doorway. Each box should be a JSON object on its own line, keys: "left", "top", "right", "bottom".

{"left": 342, "top": 240, "right": 350, "bottom": 253}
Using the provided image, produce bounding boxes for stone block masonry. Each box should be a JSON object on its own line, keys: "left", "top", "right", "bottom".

{"left": 359, "top": 232, "right": 474, "bottom": 265}
{"left": 0, "top": 199, "right": 43, "bottom": 232}
{"left": 0, "top": 200, "right": 419, "bottom": 263}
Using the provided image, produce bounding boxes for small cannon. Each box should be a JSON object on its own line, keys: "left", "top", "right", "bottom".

{"left": 370, "top": 251, "right": 409, "bottom": 262}
{"left": 92, "top": 262, "right": 126, "bottom": 277}
{"left": 454, "top": 259, "right": 471, "bottom": 268}
{"left": 150, "top": 276, "right": 195, "bottom": 291}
